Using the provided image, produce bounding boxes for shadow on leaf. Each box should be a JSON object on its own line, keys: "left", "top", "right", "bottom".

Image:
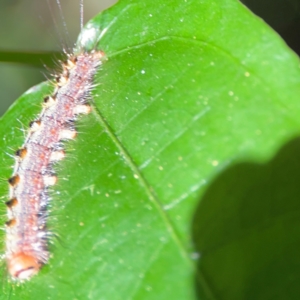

{"left": 192, "top": 137, "right": 300, "bottom": 300}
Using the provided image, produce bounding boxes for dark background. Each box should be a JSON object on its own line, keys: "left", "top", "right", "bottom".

{"left": 0, "top": 0, "right": 299, "bottom": 116}
{"left": 241, "top": 0, "right": 300, "bottom": 54}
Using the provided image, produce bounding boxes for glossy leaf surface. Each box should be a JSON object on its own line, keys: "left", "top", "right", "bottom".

{"left": 0, "top": 0, "right": 300, "bottom": 299}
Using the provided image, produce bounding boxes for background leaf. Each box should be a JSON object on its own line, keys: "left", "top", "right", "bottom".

{"left": 0, "top": 0, "right": 300, "bottom": 299}
{"left": 0, "top": 0, "right": 115, "bottom": 116}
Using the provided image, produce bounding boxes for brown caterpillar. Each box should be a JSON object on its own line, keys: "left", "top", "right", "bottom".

{"left": 5, "top": 50, "right": 104, "bottom": 280}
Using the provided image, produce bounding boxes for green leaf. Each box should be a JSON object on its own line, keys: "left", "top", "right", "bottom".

{"left": 0, "top": 50, "right": 62, "bottom": 68}
{"left": 0, "top": 0, "right": 300, "bottom": 299}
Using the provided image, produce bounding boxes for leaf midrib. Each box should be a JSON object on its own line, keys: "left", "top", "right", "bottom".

{"left": 92, "top": 100, "right": 218, "bottom": 299}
